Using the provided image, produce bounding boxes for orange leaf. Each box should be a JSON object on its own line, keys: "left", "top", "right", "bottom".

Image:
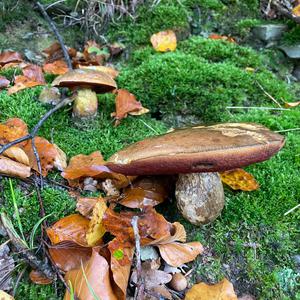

{"left": 3, "top": 146, "right": 29, "bottom": 165}
{"left": 22, "top": 64, "right": 45, "bottom": 83}
{"left": 78, "top": 65, "right": 119, "bottom": 79}
{"left": 0, "top": 118, "right": 28, "bottom": 147}
{"left": 29, "top": 270, "right": 52, "bottom": 285}
{"left": 23, "top": 136, "right": 65, "bottom": 176}
{"left": 0, "top": 155, "right": 31, "bottom": 178}
{"left": 209, "top": 34, "right": 236, "bottom": 43}
{"left": 292, "top": 4, "right": 300, "bottom": 16}
{"left": 43, "top": 60, "right": 69, "bottom": 75}
{"left": 64, "top": 249, "right": 118, "bottom": 300}
{"left": 0, "top": 76, "right": 10, "bottom": 89}
{"left": 46, "top": 214, "right": 90, "bottom": 247}
{"left": 157, "top": 241, "right": 203, "bottom": 267}
{"left": 185, "top": 278, "right": 238, "bottom": 300}
{"left": 76, "top": 197, "right": 99, "bottom": 217}
{"left": 111, "top": 89, "right": 149, "bottom": 125}
{"left": 284, "top": 101, "right": 300, "bottom": 108}
{"left": 0, "top": 51, "right": 23, "bottom": 66}
{"left": 43, "top": 42, "right": 77, "bottom": 64}
{"left": 119, "top": 176, "right": 171, "bottom": 208}
{"left": 150, "top": 30, "right": 177, "bottom": 52}
{"left": 220, "top": 168, "right": 259, "bottom": 191}
{"left": 48, "top": 241, "right": 92, "bottom": 272}
{"left": 8, "top": 75, "right": 44, "bottom": 95}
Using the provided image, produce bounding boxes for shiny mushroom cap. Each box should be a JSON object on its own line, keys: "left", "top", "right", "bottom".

{"left": 107, "top": 123, "right": 285, "bottom": 175}
{"left": 51, "top": 69, "right": 117, "bottom": 93}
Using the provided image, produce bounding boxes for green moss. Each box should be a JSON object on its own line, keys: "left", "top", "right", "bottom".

{"left": 183, "top": 0, "right": 225, "bottom": 10}
{"left": 117, "top": 50, "right": 294, "bottom": 124}
{"left": 178, "top": 36, "right": 263, "bottom": 68}
{"left": 282, "top": 22, "right": 300, "bottom": 45}
{"left": 108, "top": 1, "right": 190, "bottom": 45}
{"left": 235, "top": 18, "right": 262, "bottom": 37}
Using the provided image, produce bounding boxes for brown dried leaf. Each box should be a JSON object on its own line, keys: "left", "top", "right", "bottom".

{"left": 184, "top": 278, "right": 238, "bottom": 300}
{"left": 150, "top": 30, "right": 177, "bottom": 52}
{"left": 43, "top": 42, "right": 76, "bottom": 64}
{"left": 209, "top": 34, "right": 236, "bottom": 43}
{"left": 8, "top": 75, "right": 44, "bottom": 95}
{"left": 0, "top": 155, "right": 30, "bottom": 178}
{"left": 111, "top": 89, "right": 148, "bottom": 125}
{"left": 3, "top": 146, "right": 29, "bottom": 165}
{"left": 22, "top": 64, "right": 45, "bottom": 84}
{"left": 43, "top": 60, "right": 69, "bottom": 75}
{"left": 29, "top": 270, "right": 52, "bottom": 285}
{"left": 220, "top": 168, "right": 259, "bottom": 191}
{"left": 119, "top": 176, "right": 171, "bottom": 208}
{"left": 86, "top": 200, "right": 107, "bottom": 246}
{"left": 76, "top": 197, "right": 99, "bottom": 217}
{"left": 157, "top": 241, "right": 204, "bottom": 267}
{"left": 0, "top": 76, "right": 10, "bottom": 89}
{"left": 48, "top": 241, "right": 92, "bottom": 272}
{"left": 64, "top": 249, "right": 118, "bottom": 300}
{"left": 0, "top": 51, "right": 23, "bottom": 66}
{"left": 46, "top": 214, "right": 90, "bottom": 247}
{"left": 0, "top": 118, "right": 28, "bottom": 147}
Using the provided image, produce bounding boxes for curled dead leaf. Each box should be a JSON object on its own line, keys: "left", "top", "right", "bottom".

{"left": 29, "top": 270, "right": 52, "bottom": 285}
{"left": 0, "top": 155, "right": 30, "bottom": 178}
{"left": 76, "top": 197, "right": 99, "bottom": 217}
{"left": 43, "top": 60, "right": 69, "bottom": 75}
{"left": 284, "top": 101, "right": 300, "bottom": 108}
{"left": 3, "top": 146, "right": 29, "bottom": 165}
{"left": 150, "top": 30, "right": 177, "bottom": 52}
{"left": 8, "top": 75, "right": 44, "bottom": 95}
{"left": 220, "top": 168, "right": 259, "bottom": 191}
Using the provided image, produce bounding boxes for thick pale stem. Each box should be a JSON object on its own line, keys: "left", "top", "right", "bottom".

{"left": 72, "top": 89, "right": 98, "bottom": 118}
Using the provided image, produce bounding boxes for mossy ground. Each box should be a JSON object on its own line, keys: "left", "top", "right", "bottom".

{"left": 0, "top": 0, "right": 299, "bottom": 299}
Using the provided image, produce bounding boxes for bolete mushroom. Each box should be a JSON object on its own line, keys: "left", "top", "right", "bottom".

{"left": 52, "top": 69, "right": 116, "bottom": 119}
{"left": 106, "top": 123, "right": 285, "bottom": 225}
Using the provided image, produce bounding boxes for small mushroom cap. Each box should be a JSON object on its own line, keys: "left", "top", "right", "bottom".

{"left": 107, "top": 123, "right": 285, "bottom": 175}
{"left": 51, "top": 69, "right": 117, "bottom": 93}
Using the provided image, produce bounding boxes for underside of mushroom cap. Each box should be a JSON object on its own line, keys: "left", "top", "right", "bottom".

{"left": 106, "top": 123, "right": 285, "bottom": 175}
{"left": 51, "top": 69, "right": 117, "bottom": 93}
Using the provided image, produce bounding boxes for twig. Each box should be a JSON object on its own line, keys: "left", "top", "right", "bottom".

{"left": 132, "top": 216, "right": 144, "bottom": 300}
{"left": 256, "top": 81, "right": 282, "bottom": 107}
{"left": 36, "top": 2, "right": 73, "bottom": 69}
{"left": 275, "top": 128, "right": 300, "bottom": 133}
{"left": 226, "top": 106, "right": 290, "bottom": 111}
{"left": 284, "top": 203, "right": 300, "bottom": 216}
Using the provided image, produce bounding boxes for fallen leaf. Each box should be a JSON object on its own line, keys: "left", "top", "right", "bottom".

{"left": 220, "top": 168, "right": 259, "bottom": 191}
{"left": 48, "top": 241, "right": 92, "bottom": 272}
{"left": 78, "top": 65, "right": 119, "bottom": 78}
{"left": 0, "top": 155, "right": 30, "bottom": 178}
{"left": 0, "top": 118, "right": 28, "bottom": 147}
{"left": 82, "top": 40, "right": 110, "bottom": 65}
{"left": 43, "top": 60, "right": 69, "bottom": 75}
{"left": 86, "top": 200, "right": 107, "bottom": 246}
{"left": 46, "top": 214, "right": 90, "bottom": 247}
{"left": 22, "top": 64, "right": 45, "bottom": 84}
{"left": 150, "top": 30, "right": 177, "bottom": 52}
{"left": 29, "top": 270, "right": 52, "bottom": 285}
{"left": 157, "top": 241, "right": 203, "bottom": 267}
{"left": 3, "top": 146, "right": 29, "bottom": 165}
{"left": 0, "top": 51, "right": 23, "bottom": 66}
{"left": 111, "top": 89, "right": 149, "bottom": 125}
{"left": 76, "top": 197, "right": 99, "bottom": 217}
{"left": 0, "top": 76, "right": 10, "bottom": 89}
{"left": 209, "top": 34, "right": 236, "bottom": 43}
{"left": 284, "top": 101, "right": 300, "bottom": 108}
{"left": 108, "top": 42, "right": 125, "bottom": 56}
{"left": 0, "top": 290, "right": 14, "bottom": 300}
{"left": 292, "top": 4, "right": 300, "bottom": 16}
{"left": 119, "top": 176, "right": 172, "bottom": 208}
{"left": 53, "top": 144, "right": 67, "bottom": 171}
{"left": 43, "top": 42, "right": 76, "bottom": 64}
{"left": 64, "top": 249, "right": 118, "bottom": 300}
{"left": 23, "top": 137, "right": 65, "bottom": 176}
{"left": 8, "top": 75, "right": 44, "bottom": 94}
{"left": 185, "top": 278, "right": 238, "bottom": 300}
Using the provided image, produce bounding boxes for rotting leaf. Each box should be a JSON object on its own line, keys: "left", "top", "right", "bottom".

{"left": 22, "top": 64, "right": 45, "bottom": 84}
{"left": 43, "top": 60, "right": 68, "bottom": 75}
{"left": 150, "top": 30, "right": 177, "bottom": 52}
{"left": 0, "top": 155, "right": 30, "bottom": 178}
{"left": 0, "top": 51, "right": 23, "bottom": 66}
{"left": 0, "top": 118, "right": 28, "bottom": 147}
{"left": 184, "top": 278, "right": 238, "bottom": 300}
{"left": 64, "top": 249, "right": 118, "bottom": 300}
{"left": 111, "top": 89, "right": 149, "bottom": 125}
{"left": 0, "top": 76, "right": 10, "bottom": 89}
{"left": 29, "top": 270, "right": 52, "bottom": 285}
{"left": 48, "top": 241, "right": 92, "bottom": 272}
{"left": 76, "top": 197, "right": 99, "bottom": 217}
{"left": 46, "top": 214, "right": 90, "bottom": 247}
{"left": 86, "top": 200, "right": 107, "bottom": 246}
{"left": 220, "top": 168, "right": 259, "bottom": 191}
{"left": 8, "top": 75, "right": 44, "bottom": 95}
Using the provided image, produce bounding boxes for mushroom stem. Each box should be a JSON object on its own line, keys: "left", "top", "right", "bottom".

{"left": 72, "top": 89, "right": 98, "bottom": 119}
{"left": 175, "top": 172, "right": 224, "bottom": 225}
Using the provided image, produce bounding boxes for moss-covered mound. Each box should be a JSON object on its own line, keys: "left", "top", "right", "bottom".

{"left": 118, "top": 39, "right": 295, "bottom": 124}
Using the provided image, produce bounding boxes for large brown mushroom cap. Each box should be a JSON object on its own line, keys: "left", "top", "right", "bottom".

{"left": 107, "top": 123, "right": 285, "bottom": 175}
{"left": 52, "top": 69, "right": 117, "bottom": 93}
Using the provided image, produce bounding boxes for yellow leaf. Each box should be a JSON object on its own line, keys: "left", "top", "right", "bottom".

{"left": 86, "top": 200, "right": 107, "bottom": 246}
{"left": 220, "top": 168, "right": 259, "bottom": 191}
{"left": 292, "top": 4, "right": 300, "bottom": 17}
{"left": 284, "top": 101, "right": 300, "bottom": 108}
{"left": 150, "top": 30, "right": 177, "bottom": 52}
{"left": 185, "top": 278, "right": 237, "bottom": 300}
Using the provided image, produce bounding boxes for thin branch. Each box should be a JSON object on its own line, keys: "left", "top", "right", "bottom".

{"left": 36, "top": 1, "right": 73, "bottom": 69}
{"left": 256, "top": 81, "right": 282, "bottom": 107}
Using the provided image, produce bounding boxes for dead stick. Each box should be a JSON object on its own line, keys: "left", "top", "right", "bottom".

{"left": 36, "top": 1, "right": 73, "bottom": 69}
{"left": 132, "top": 216, "right": 144, "bottom": 300}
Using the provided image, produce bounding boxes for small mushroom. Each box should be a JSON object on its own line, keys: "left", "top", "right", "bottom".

{"left": 52, "top": 69, "right": 116, "bottom": 119}
{"left": 107, "top": 123, "right": 285, "bottom": 224}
